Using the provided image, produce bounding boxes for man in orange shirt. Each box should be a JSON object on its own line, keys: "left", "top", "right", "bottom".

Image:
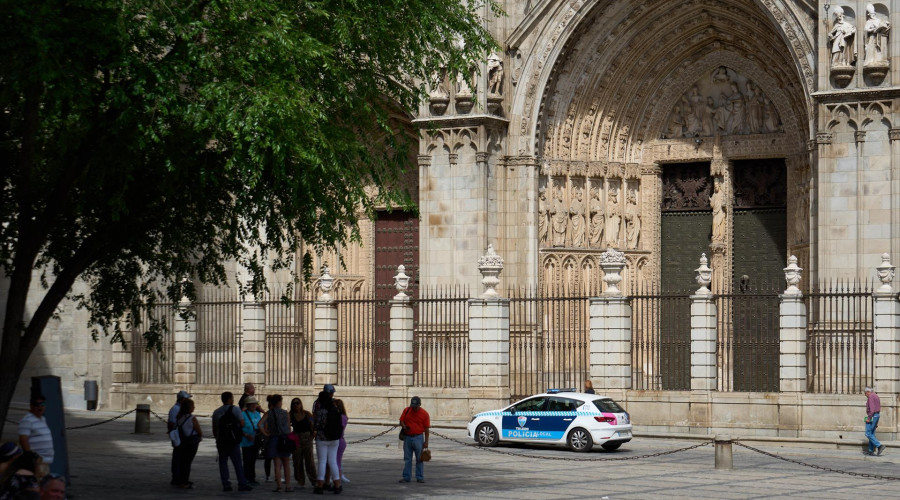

{"left": 398, "top": 396, "right": 430, "bottom": 483}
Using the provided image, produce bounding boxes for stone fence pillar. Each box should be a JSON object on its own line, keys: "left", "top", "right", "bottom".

{"left": 242, "top": 298, "right": 266, "bottom": 385}
{"left": 313, "top": 267, "right": 338, "bottom": 386}
{"left": 690, "top": 254, "right": 716, "bottom": 391}
{"left": 874, "top": 254, "right": 900, "bottom": 395}
{"left": 468, "top": 246, "right": 510, "bottom": 401}
{"left": 390, "top": 266, "right": 414, "bottom": 387}
{"left": 173, "top": 298, "right": 197, "bottom": 385}
{"left": 590, "top": 248, "right": 632, "bottom": 390}
{"left": 779, "top": 256, "right": 807, "bottom": 393}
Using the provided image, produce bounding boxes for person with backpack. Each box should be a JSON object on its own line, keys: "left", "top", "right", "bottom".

{"left": 172, "top": 399, "right": 202, "bottom": 489}
{"left": 259, "top": 394, "right": 293, "bottom": 492}
{"left": 313, "top": 391, "right": 343, "bottom": 494}
{"left": 212, "top": 392, "right": 252, "bottom": 492}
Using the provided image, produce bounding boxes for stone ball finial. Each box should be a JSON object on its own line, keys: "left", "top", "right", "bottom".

{"left": 318, "top": 265, "right": 334, "bottom": 301}
{"left": 394, "top": 264, "right": 411, "bottom": 300}
{"left": 783, "top": 255, "right": 803, "bottom": 296}
{"left": 876, "top": 253, "right": 895, "bottom": 293}
{"left": 695, "top": 253, "right": 712, "bottom": 295}
{"left": 600, "top": 247, "right": 627, "bottom": 296}
{"left": 477, "top": 244, "right": 504, "bottom": 298}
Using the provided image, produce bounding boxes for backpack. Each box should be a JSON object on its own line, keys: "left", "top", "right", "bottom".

{"left": 314, "top": 406, "right": 329, "bottom": 434}
{"left": 217, "top": 405, "right": 243, "bottom": 451}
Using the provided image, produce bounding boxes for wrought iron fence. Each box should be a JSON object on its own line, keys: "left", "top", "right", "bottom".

{"left": 335, "top": 289, "right": 387, "bottom": 387}
{"left": 131, "top": 303, "right": 176, "bottom": 384}
{"left": 509, "top": 288, "right": 590, "bottom": 401}
{"left": 806, "top": 280, "right": 874, "bottom": 394}
{"left": 264, "top": 289, "right": 315, "bottom": 386}
{"left": 195, "top": 287, "right": 242, "bottom": 385}
{"left": 716, "top": 281, "right": 781, "bottom": 392}
{"left": 631, "top": 286, "right": 691, "bottom": 390}
{"left": 413, "top": 286, "right": 469, "bottom": 388}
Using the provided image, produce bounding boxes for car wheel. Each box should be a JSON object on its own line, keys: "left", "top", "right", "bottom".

{"left": 601, "top": 442, "right": 622, "bottom": 451}
{"left": 475, "top": 423, "right": 499, "bottom": 447}
{"left": 567, "top": 427, "right": 593, "bottom": 452}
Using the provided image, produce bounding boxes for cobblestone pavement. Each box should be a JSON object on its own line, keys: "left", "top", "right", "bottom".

{"left": 4, "top": 407, "right": 900, "bottom": 499}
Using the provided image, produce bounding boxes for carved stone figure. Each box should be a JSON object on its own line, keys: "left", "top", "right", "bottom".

{"left": 569, "top": 187, "right": 586, "bottom": 247}
{"left": 550, "top": 186, "right": 568, "bottom": 247}
{"left": 487, "top": 53, "right": 504, "bottom": 96}
{"left": 762, "top": 96, "right": 781, "bottom": 132}
{"left": 687, "top": 85, "right": 704, "bottom": 136}
{"left": 665, "top": 105, "right": 685, "bottom": 138}
{"left": 624, "top": 189, "right": 641, "bottom": 249}
{"left": 711, "top": 177, "right": 727, "bottom": 245}
{"left": 745, "top": 81, "right": 762, "bottom": 133}
{"left": 864, "top": 4, "right": 890, "bottom": 66}
{"left": 726, "top": 82, "right": 746, "bottom": 135}
{"left": 829, "top": 7, "right": 857, "bottom": 67}
{"left": 713, "top": 93, "right": 729, "bottom": 133}
{"left": 538, "top": 187, "right": 549, "bottom": 245}
{"left": 589, "top": 187, "right": 604, "bottom": 248}
{"left": 712, "top": 66, "right": 730, "bottom": 83}
{"left": 606, "top": 187, "right": 622, "bottom": 247}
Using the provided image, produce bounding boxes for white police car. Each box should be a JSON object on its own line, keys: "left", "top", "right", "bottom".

{"left": 466, "top": 389, "right": 632, "bottom": 452}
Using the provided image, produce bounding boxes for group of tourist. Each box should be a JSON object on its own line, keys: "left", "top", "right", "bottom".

{"left": 0, "top": 395, "right": 66, "bottom": 500}
{"left": 168, "top": 383, "right": 350, "bottom": 494}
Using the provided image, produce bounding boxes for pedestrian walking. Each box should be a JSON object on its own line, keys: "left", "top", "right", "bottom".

{"left": 289, "top": 398, "right": 317, "bottom": 488}
{"left": 260, "top": 395, "right": 293, "bottom": 492}
{"left": 167, "top": 390, "right": 191, "bottom": 486}
{"left": 334, "top": 399, "right": 350, "bottom": 483}
{"left": 172, "top": 399, "right": 202, "bottom": 489}
{"left": 864, "top": 387, "right": 885, "bottom": 456}
{"left": 398, "top": 396, "right": 430, "bottom": 484}
{"left": 240, "top": 397, "right": 263, "bottom": 486}
{"left": 212, "top": 392, "right": 252, "bottom": 492}
{"left": 313, "top": 391, "right": 343, "bottom": 494}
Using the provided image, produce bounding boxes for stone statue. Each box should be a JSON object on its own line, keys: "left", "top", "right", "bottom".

{"left": 569, "top": 187, "right": 586, "bottom": 247}
{"left": 625, "top": 189, "right": 641, "bottom": 249}
{"left": 762, "top": 96, "right": 781, "bottom": 132}
{"left": 665, "top": 105, "right": 685, "bottom": 138}
{"left": 589, "top": 187, "right": 604, "bottom": 248}
{"left": 712, "top": 66, "right": 730, "bottom": 84}
{"left": 711, "top": 177, "right": 727, "bottom": 244}
{"left": 687, "top": 85, "right": 704, "bottom": 136}
{"left": 864, "top": 4, "right": 890, "bottom": 66}
{"left": 487, "top": 53, "right": 504, "bottom": 96}
{"left": 606, "top": 187, "right": 622, "bottom": 247}
{"left": 745, "top": 81, "right": 762, "bottom": 134}
{"left": 538, "top": 187, "right": 549, "bottom": 245}
{"left": 713, "top": 93, "right": 729, "bottom": 133}
{"left": 550, "top": 186, "right": 568, "bottom": 247}
{"left": 829, "top": 7, "right": 857, "bottom": 67}
{"left": 726, "top": 82, "right": 746, "bottom": 135}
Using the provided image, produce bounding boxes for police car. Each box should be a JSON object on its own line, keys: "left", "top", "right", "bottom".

{"left": 466, "top": 389, "right": 632, "bottom": 452}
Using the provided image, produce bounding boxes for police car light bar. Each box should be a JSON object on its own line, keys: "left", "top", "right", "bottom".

{"left": 546, "top": 388, "right": 578, "bottom": 394}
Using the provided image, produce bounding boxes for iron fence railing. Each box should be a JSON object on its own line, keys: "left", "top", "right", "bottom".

{"left": 195, "top": 288, "right": 242, "bottom": 385}
{"left": 335, "top": 292, "right": 387, "bottom": 387}
{"left": 509, "top": 289, "right": 590, "bottom": 401}
{"left": 715, "top": 282, "right": 781, "bottom": 392}
{"left": 264, "top": 292, "right": 315, "bottom": 386}
{"left": 631, "top": 287, "right": 691, "bottom": 391}
{"left": 413, "top": 286, "right": 469, "bottom": 388}
{"left": 806, "top": 280, "right": 874, "bottom": 394}
{"left": 131, "top": 303, "right": 176, "bottom": 384}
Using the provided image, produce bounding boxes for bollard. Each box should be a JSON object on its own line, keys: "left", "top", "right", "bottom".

{"left": 714, "top": 435, "right": 733, "bottom": 470}
{"left": 135, "top": 404, "right": 151, "bottom": 434}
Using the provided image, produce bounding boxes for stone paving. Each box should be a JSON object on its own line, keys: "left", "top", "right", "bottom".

{"left": 4, "top": 407, "right": 900, "bottom": 499}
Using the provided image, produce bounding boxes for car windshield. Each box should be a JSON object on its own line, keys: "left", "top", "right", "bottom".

{"left": 510, "top": 397, "right": 547, "bottom": 413}
{"left": 593, "top": 398, "right": 626, "bottom": 413}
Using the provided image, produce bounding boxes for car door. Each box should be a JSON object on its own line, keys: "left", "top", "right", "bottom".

{"left": 501, "top": 397, "right": 548, "bottom": 441}
{"left": 546, "top": 397, "right": 581, "bottom": 442}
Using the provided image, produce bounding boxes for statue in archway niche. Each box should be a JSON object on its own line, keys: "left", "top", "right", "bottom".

{"left": 710, "top": 177, "right": 727, "bottom": 246}
{"left": 589, "top": 187, "right": 605, "bottom": 248}
{"left": 726, "top": 82, "right": 746, "bottom": 135}
{"left": 829, "top": 7, "right": 857, "bottom": 67}
{"left": 606, "top": 185, "right": 622, "bottom": 247}
{"left": 538, "top": 187, "right": 549, "bottom": 245}
{"left": 625, "top": 189, "right": 641, "bottom": 250}
{"left": 745, "top": 81, "right": 763, "bottom": 134}
{"left": 569, "top": 187, "right": 586, "bottom": 247}
{"left": 664, "top": 105, "right": 686, "bottom": 138}
{"left": 550, "top": 185, "right": 568, "bottom": 247}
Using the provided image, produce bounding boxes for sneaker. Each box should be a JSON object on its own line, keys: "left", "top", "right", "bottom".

{"left": 417, "top": 479, "right": 425, "bottom": 483}
{"left": 341, "top": 475, "right": 350, "bottom": 484}
{"left": 238, "top": 484, "right": 253, "bottom": 491}
{"left": 333, "top": 486, "right": 343, "bottom": 495}
{"left": 223, "top": 485, "right": 233, "bottom": 492}
{"left": 863, "top": 450, "right": 874, "bottom": 456}
{"left": 878, "top": 445, "right": 886, "bottom": 456}
{"left": 398, "top": 479, "right": 410, "bottom": 483}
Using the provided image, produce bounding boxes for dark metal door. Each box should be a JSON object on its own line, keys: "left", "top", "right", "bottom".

{"left": 373, "top": 211, "right": 419, "bottom": 386}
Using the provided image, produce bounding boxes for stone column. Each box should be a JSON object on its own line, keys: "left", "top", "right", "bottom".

{"left": 313, "top": 267, "right": 338, "bottom": 386}
{"left": 390, "top": 266, "right": 414, "bottom": 387}
{"left": 874, "top": 254, "right": 900, "bottom": 395}
{"left": 691, "top": 254, "right": 717, "bottom": 391}
{"left": 469, "top": 246, "right": 510, "bottom": 395}
{"left": 590, "top": 248, "right": 632, "bottom": 390}
{"left": 779, "top": 256, "right": 807, "bottom": 393}
{"left": 173, "top": 298, "right": 197, "bottom": 385}
{"left": 242, "top": 297, "right": 266, "bottom": 385}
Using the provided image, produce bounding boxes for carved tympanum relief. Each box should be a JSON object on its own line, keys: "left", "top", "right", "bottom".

{"left": 660, "top": 67, "right": 782, "bottom": 139}
{"left": 863, "top": 3, "right": 890, "bottom": 84}
{"left": 829, "top": 6, "right": 857, "bottom": 87}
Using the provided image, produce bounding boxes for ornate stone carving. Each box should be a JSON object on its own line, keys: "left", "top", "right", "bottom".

{"left": 661, "top": 164, "right": 711, "bottom": 210}
{"left": 876, "top": 253, "right": 895, "bottom": 293}
{"left": 695, "top": 253, "right": 712, "bottom": 296}
{"left": 890, "top": 129, "right": 900, "bottom": 142}
{"left": 605, "top": 182, "right": 622, "bottom": 247}
{"left": 487, "top": 52, "right": 504, "bottom": 115}
{"left": 318, "top": 265, "right": 335, "bottom": 301}
{"left": 863, "top": 3, "right": 890, "bottom": 84}
{"left": 816, "top": 132, "right": 833, "bottom": 145}
{"left": 477, "top": 245, "right": 504, "bottom": 298}
{"left": 783, "top": 255, "right": 803, "bottom": 296}
{"left": 429, "top": 69, "right": 450, "bottom": 116}
{"left": 624, "top": 187, "right": 641, "bottom": 250}
{"left": 569, "top": 186, "right": 586, "bottom": 247}
{"left": 855, "top": 130, "right": 867, "bottom": 143}
{"left": 828, "top": 7, "right": 857, "bottom": 87}
{"left": 550, "top": 183, "right": 568, "bottom": 247}
{"left": 538, "top": 187, "right": 549, "bottom": 245}
{"left": 589, "top": 186, "right": 604, "bottom": 249}
{"left": 600, "top": 247, "right": 627, "bottom": 296}
{"left": 710, "top": 176, "right": 727, "bottom": 247}
{"left": 393, "top": 265, "right": 410, "bottom": 301}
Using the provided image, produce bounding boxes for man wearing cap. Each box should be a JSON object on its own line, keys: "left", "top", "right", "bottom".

{"left": 19, "top": 395, "right": 54, "bottom": 466}
{"left": 312, "top": 384, "right": 335, "bottom": 413}
{"left": 0, "top": 442, "right": 23, "bottom": 477}
{"left": 398, "top": 396, "right": 430, "bottom": 484}
{"left": 169, "top": 390, "right": 191, "bottom": 486}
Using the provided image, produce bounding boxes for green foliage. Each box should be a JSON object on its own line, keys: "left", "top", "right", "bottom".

{"left": 0, "top": 0, "right": 499, "bottom": 349}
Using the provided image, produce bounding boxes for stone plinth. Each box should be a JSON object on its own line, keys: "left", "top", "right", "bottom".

{"left": 779, "top": 294, "right": 807, "bottom": 393}
{"left": 314, "top": 301, "right": 338, "bottom": 386}
{"left": 589, "top": 297, "right": 632, "bottom": 390}
{"left": 690, "top": 295, "right": 716, "bottom": 391}
{"left": 468, "top": 298, "right": 510, "bottom": 390}
{"left": 873, "top": 292, "right": 900, "bottom": 395}
{"left": 389, "top": 299, "right": 414, "bottom": 387}
{"left": 173, "top": 303, "right": 196, "bottom": 385}
{"left": 241, "top": 301, "right": 266, "bottom": 384}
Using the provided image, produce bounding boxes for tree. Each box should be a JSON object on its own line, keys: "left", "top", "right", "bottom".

{"left": 0, "top": 0, "right": 498, "bottom": 432}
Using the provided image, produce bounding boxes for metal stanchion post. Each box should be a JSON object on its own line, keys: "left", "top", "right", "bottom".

{"left": 714, "top": 435, "right": 733, "bottom": 470}
{"left": 135, "top": 404, "right": 151, "bottom": 434}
